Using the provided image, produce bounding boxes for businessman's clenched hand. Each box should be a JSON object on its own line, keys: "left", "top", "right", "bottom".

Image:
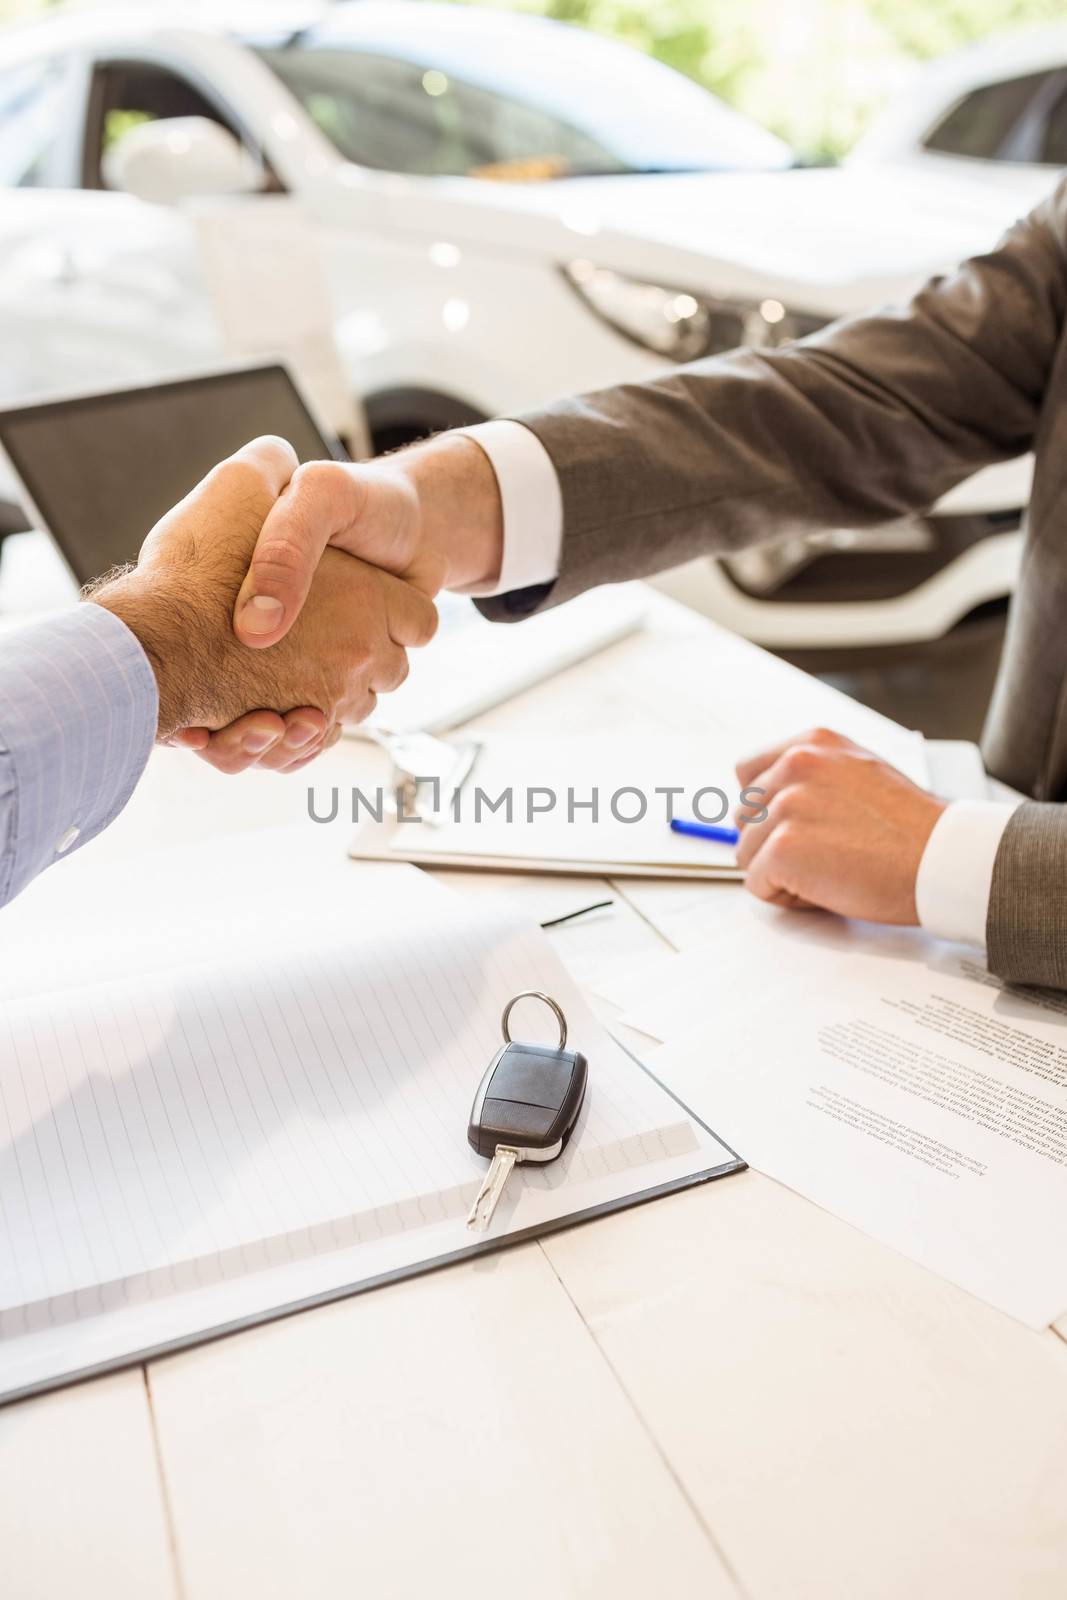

{"left": 734, "top": 727, "right": 946, "bottom": 923}
{"left": 90, "top": 437, "right": 438, "bottom": 752}
{"left": 230, "top": 434, "right": 503, "bottom": 647}
{"left": 175, "top": 432, "right": 504, "bottom": 772}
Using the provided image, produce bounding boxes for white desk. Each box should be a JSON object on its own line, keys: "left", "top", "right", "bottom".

{"left": 4, "top": 588, "right": 1067, "bottom": 1600}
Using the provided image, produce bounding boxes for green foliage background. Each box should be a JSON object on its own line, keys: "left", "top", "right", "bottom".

{"left": 2, "top": 0, "right": 1066, "bottom": 156}
{"left": 463, "top": 0, "right": 1067, "bottom": 155}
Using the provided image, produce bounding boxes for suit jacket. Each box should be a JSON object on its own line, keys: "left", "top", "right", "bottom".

{"left": 479, "top": 177, "right": 1067, "bottom": 989}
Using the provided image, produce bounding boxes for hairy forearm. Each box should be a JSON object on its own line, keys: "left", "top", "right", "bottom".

{"left": 402, "top": 432, "right": 503, "bottom": 590}
{"left": 90, "top": 571, "right": 218, "bottom": 739}
{"left": 91, "top": 566, "right": 295, "bottom": 742}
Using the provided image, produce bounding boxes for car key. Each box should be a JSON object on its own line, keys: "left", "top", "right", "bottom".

{"left": 466, "top": 991, "right": 588, "bottom": 1232}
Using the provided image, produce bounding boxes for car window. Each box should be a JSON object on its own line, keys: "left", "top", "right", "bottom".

{"left": 88, "top": 61, "right": 248, "bottom": 188}
{"left": 0, "top": 57, "right": 67, "bottom": 187}
{"left": 257, "top": 46, "right": 631, "bottom": 178}
{"left": 256, "top": 12, "right": 789, "bottom": 176}
{"left": 1040, "top": 84, "right": 1067, "bottom": 166}
{"left": 922, "top": 70, "right": 1059, "bottom": 161}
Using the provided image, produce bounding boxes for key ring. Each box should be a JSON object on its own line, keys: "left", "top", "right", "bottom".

{"left": 501, "top": 991, "right": 568, "bottom": 1051}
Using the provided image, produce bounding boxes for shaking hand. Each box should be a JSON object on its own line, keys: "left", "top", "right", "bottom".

{"left": 179, "top": 432, "right": 503, "bottom": 772}
{"left": 91, "top": 437, "right": 438, "bottom": 764}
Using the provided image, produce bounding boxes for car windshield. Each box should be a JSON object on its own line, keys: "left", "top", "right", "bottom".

{"left": 255, "top": 17, "right": 789, "bottom": 181}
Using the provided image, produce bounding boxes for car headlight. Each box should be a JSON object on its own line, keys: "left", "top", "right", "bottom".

{"left": 563, "top": 259, "right": 828, "bottom": 362}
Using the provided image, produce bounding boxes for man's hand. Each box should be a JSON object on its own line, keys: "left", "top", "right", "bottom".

{"left": 89, "top": 437, "right": 438, "bottom": 747}
{"left": 734, "top": 727, "right": 946, "bottom": 923}
{"left": 230, "top": 432, "right": 503, "bottom": 648}
{"left": 178, "top": 431, "right": 503, "bottom": 772}
{"left": 168, "top": 709, "right": 336, "bottom": 776}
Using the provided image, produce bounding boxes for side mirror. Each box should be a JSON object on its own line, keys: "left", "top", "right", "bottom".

{"left": 102, "top": 116, "right": 267, "bottom": 204}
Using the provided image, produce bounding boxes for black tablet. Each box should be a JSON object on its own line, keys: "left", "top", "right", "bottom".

{"left": 0, "top": 363, "right": 345, "bottom": 586}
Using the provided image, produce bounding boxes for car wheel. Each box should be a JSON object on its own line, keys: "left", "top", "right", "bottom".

{"left": 365, "top": 387, "right": 487, "bottom": 458}
{"left": 371, "top": 420, "right": 437, "bottom": 455}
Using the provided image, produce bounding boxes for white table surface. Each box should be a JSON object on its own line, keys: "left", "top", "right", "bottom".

{"left": 3, "top": 562, "right": 1066, "bottom": 1600}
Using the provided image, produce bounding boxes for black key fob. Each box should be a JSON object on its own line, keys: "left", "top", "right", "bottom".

{"left": 468, "top": 1039, "right": 588, "bottom": 1160}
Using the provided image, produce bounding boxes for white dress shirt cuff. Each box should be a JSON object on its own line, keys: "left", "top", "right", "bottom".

{"left": 915, "top": 799, "right": 1021, "bottom": 947}
{"left": 455, "top": 420, "right": 563, "bottom": 597}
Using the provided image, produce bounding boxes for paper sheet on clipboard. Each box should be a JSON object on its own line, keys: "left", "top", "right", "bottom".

{"left": 350, "top": 724, "right": 926, "bottom": 880}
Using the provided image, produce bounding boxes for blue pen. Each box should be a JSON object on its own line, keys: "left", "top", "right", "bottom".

{"left": 670, "top": 817, "right": 740, "bottom": 847}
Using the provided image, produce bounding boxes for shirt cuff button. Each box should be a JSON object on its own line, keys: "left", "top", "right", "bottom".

{"left": 55, "top": 825, "right": 80, "bottom": 855}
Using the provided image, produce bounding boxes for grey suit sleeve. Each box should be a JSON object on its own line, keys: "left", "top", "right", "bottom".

{"left": 478, "top": 179, "right": 1067, "bottom": 619}
{"left": 987, "top": 804, "right": 1067, "bottom": 989}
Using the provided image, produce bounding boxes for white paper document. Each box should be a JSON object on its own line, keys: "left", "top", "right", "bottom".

{"left": 640, "top": 902, "right": 1067, "bottom": 1327}
{"left": 0, "top": 831, "right": 735, "bottom": 1402}
{"left": 924, "top": 739, "right": 991, "bottom": 803}
{"left": 353, "top": 733, "right": 747, "bottom": 877}
{"left": 370, "top": 585, "right": 646, "bottom": 736}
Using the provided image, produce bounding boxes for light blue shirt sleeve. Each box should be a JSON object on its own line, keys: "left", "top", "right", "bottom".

{"left": 0, "top": 604, "right": 157, "bottom": 907}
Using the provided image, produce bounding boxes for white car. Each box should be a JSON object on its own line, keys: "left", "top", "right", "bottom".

{"left": 0, "top": 1, "right": 1039, "bottom": 647}
{"left": 851, "top": 23, "right": 1067, "bottom": 197}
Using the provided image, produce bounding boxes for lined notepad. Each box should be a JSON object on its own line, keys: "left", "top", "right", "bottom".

{"left": 0, "top": 832, "right": 736, "bottom": 1400}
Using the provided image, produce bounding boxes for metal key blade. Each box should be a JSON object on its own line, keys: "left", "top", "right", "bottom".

{"left": 466, "top": 1146, "right": 519, "bottom": 1232}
